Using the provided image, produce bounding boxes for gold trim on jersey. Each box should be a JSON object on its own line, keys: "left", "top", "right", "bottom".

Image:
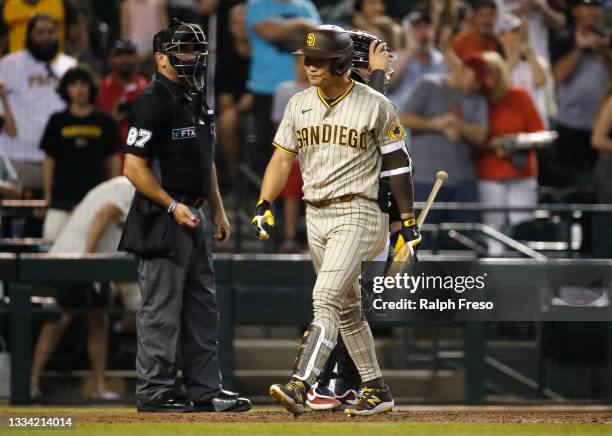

{"left": 316, "top": 79, "right": 355, "bottom": 108}
{"left": 273, "top": 141, "right": 297, "bottom": 156}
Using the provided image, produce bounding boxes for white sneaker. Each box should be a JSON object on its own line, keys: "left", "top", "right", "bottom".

{"left": 91, "top": 390, "right": 120, "bottom": 400}
{"left": 31, "top": 386, "right": 42, "bottom": 399}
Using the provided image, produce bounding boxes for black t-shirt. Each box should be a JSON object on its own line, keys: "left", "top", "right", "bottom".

{"left": 123, "top": 74, "right": 214, "bottom": 198}
{"left": 216, "top": 45, "right": 250, "bottom": 100}
{"left": 40, "top": 109, "right": 120, "bottom": 210}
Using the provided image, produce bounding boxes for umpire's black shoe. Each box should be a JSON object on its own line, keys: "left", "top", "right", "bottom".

{"left": 193, "top": 390, "right": 252, "bottom": 412}
{"left": 137, "top": 392, "right": 195, "bottom": 413}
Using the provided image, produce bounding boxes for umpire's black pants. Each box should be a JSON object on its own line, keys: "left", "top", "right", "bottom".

{"left": 135, "top": 209, "right": 221, "bottom": 404}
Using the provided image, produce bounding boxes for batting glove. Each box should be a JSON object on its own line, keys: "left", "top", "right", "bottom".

{"left": 393, "top": 217, "right": 421, "bottom": 255}
{"left": 252, "top": 199, "right": 275, "bottom": 240}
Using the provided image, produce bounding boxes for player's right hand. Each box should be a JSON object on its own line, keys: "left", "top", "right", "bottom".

{"left": 252, "top": 199, "right": 275, "bottom": 240}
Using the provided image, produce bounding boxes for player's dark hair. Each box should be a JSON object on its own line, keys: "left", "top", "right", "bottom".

{"left": 57, "top": 65, "right": 99, "bottom": 104}
{"left": 353, "top": 0, "right": 364, "bottom": 12}
{"left": 26, "top": 14, "right": 57, "bottom": 38}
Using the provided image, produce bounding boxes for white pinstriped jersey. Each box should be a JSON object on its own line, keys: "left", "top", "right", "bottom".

{"left": 273, "top": 79, "right": 406, "bottom": 203}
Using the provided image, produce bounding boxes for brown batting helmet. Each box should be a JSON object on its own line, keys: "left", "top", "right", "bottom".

{"left": 293, "top": 25, "right": 353, "bottom": 75}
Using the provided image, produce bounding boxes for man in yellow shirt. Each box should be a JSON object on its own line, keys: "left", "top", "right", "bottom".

{"left": 0, "top": 0, "right": 79, "bottom": 53}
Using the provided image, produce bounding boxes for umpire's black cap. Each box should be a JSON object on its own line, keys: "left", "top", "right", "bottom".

{"left": 152, "top": 18, "right": 186, "bottom": 54}
{"left": 152, "top": 26, "right": 175, "bottom": 54}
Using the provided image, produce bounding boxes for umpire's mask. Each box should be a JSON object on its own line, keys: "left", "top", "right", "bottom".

{"left": 160, "top": 21, "right": 208, "bottom": 91}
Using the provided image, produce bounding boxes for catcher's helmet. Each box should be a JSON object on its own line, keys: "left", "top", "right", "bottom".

{"left": 293, "top": 25, "right": 353, "bottom": 76}
{"left": 346, "top": 29, "right": 394, "bottom": 90}
{"left": 153, "top": 19, "right": 208, "bottom": 91}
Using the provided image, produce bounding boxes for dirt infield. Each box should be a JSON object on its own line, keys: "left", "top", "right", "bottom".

{"left": 1, "top": 405, "right": 611, "bottom": 425}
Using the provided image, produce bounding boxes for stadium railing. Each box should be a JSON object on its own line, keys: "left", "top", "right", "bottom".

{"left": 5, "top": 253, "right": 612, "bottom": 406}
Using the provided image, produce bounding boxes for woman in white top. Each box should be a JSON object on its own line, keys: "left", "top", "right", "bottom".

{"left": 497, "top": 13, "right": 556, "bottom": 127}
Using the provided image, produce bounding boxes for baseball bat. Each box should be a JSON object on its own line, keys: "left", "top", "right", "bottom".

{"left": 386, "top": 171, "right": 448, "bottom": 277}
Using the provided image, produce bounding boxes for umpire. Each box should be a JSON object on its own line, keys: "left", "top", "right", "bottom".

{"left": 120, "top": 20, "right": 251, "bottom": 413}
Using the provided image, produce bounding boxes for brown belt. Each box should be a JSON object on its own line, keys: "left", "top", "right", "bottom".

{"left": 306, "top": 194, "right": 356, "bottom": 208}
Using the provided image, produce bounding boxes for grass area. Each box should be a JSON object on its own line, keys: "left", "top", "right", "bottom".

{"left": 1, "top": 422, "right": 610, "bottom": 436}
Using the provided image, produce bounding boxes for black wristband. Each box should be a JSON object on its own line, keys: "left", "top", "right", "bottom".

{"left": 255, "top": 198, "right": 271, "bottom": 212}
{"left": 368, "top": 69, "right": 386, "bottom": 94}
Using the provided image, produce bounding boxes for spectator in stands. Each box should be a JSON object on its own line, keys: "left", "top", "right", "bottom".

{"left": 426, "top": 0, "right": 471, "bottom": 38}
{"left": 0, "top": 154, "right": 22, "bottom": 198}
{"left": 551, "top": 0, "right": 611, "bottom": 189}
{"left": 63, "top": 9, "right": 105, "bottom": 74}
{"left": 591, "top": 85, "right": 612, "bottom": 256}
{"left": 246, "top": 0, "right": 320, "bottom": 175}
{"left": 0, "top": 80, "right": 16, "bottom": 138}
{"left": 371, "top": 15, "right": 404, "bottom": 51}
{"left": 198, "top": 0, "right": 244, "bottom": 53}
{"left": 168, "top": 0, "right": 199, "bottom": 22}
{"left": 121, "top": 0, "right": 168, "bottom": 57}
{"left": 97, "top": 39, "right": 149, "bottom": 143}
{"left": 400, "top": 58, "right": 489, "bottom": 224}
{"left": 216, "top": 4, "right": 252, "bottom": 180}
{"left": 452, "top": 0, "right": 503, "bottom": 61}
{"left": 476, "top": 51, "right": 545, "bottom": 255}
{"left": 40, "top": 66, "right": 122, "bottom": 242}
{"left": 0, "top": 81, "right": 21, "bottom": 198}
{"left": 0, "top": 0, "right": 80, "bottom": 54}
{"left": 0, "top": 15, "right": 77, "bottom": 194}
{"left": 496, "top": 0, "right": 567, "bottom": 62}
{"left": 592, "top": 85, "right": 612, "bottom": 203}
{"left": 352, "top": 0, "right": 386, "bottom": 35}
{"left": 388, "top": 10, "right": 447, "bottom": 110}
{"left": 352, "top": 0, "right": 402, "bottom": 50}
{"left": 271, "top": 55, "right": 309, "bottom": 253}
{"left": 498, "top": 13, "right": 554, "bottom": 126}
{"left": 30, "top": 176, "right": 135, "bottom": 400}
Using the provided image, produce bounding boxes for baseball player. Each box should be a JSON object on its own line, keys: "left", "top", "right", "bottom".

{"left": 252, "top": 25, "right": 421, "bottom": 416}
{"left": 307, "top": 29, "right": 414, "bottom": 411}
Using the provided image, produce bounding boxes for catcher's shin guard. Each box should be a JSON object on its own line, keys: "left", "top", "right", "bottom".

{"left": 292, "top": 323, "right": 336, "bottom": 382}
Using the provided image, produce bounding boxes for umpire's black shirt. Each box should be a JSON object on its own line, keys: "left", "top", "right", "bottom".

{"left": 123, "top": 73, "right": 214, "bottom": 198}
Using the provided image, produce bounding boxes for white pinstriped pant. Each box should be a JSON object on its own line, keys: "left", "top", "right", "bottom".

{"left": 302, "top": 197, "right": 388, "bottom": 385}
